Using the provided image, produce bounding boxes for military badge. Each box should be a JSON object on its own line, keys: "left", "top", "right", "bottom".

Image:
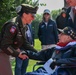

{"left": 10, "top": 26, "right": 16, "bottom": 34}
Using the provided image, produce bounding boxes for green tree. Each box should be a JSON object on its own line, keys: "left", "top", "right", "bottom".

{"left": 32, "top": 14, "right": 42, "bottom": 38}
{"left": 0, "top": 0, "right": 15, "bottom": 26}
{"left": 0, "top": 0, "right": 39, "bottom": 30}
{"left": 51, "top": 9, "right": 61, "bottom": 20}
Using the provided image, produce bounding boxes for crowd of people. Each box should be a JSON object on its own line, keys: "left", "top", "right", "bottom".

{"left": 0, "top": 0, "right": 76, "bottom": 75}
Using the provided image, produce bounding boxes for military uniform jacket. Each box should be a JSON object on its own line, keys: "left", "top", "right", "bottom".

{"left": 0, "top": 16, "right": 37, "bottom": 57}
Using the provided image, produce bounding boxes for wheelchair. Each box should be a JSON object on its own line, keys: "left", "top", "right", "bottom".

{"left": 30, "top": 45, "right": 76, "bottom": 75}
{"left": 33, "top": 61, "right": 76, "bottom": 75}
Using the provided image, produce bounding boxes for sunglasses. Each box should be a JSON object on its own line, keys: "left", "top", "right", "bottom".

{"left": 44, "top": 13, "right": 50, "bottom": 15}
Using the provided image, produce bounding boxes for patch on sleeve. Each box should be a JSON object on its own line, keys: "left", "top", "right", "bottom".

{"left": 10, "top": 26, "right": 16, "bottom": 34}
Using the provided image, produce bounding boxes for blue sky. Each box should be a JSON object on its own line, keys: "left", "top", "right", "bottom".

{"left": 37, "top": 0, "right": 64, "bottom": 14}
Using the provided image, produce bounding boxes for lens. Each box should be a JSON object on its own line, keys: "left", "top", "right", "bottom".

{"left": 44, "top": 13, "right": 49, "bottom": 15}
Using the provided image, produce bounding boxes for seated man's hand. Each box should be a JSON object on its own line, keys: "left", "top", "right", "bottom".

{"left": 18, "top": 51, "right": 28, "bottom": 60}
{"left": 16, "top": 48, "right": 21, "bottom": 52}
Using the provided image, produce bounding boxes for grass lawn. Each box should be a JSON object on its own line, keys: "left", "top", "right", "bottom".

{"left": 12, "top": 39, "right": 41, "bottom": 75}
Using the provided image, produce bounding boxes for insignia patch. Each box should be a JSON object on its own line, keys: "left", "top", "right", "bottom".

{"left": 68, "top": 31, "right": 70, "bottom": 34}
{"left": 49, "top": 24, "right": 53, "bottom": 26}
{"left": 41, "top": 25, "right": 44, "bottom": 28}
{"left": 10, "top": 26, "right": 16, "bottom": 34}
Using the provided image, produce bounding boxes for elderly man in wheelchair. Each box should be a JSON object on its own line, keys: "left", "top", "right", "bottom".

{"left": 25, "top": 27, "right": 76, "bottom": 75}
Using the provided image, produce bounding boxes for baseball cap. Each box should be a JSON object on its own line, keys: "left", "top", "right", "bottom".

{"left": 43, "top": 9, "right": 50, "bottom": 14}
{"left": 58, "top": 27, "right": 76, "bottom": 39}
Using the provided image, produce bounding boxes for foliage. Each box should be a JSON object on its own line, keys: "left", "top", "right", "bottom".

{"left": 14, "top": 0, "right": 38, "bottom": 7}
{"left": 0, "top": 0, "right": 15, "bottom": 27}
{"left": 32, "top": 14, "right": 42, "bottom": 38}
{"left": 0, "top": 0, "right": 39, "bottom": 30}
{"left": 51, "top": 9, "right": 61, "bottom": 20}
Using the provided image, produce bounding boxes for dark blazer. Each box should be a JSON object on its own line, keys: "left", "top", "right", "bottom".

{"left": 66, "top": 7, "right": 76, "bottom": 30}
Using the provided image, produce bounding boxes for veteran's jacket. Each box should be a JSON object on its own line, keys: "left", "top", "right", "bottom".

{"left": 26, "top": 41, "right": 76, "bottom": 66}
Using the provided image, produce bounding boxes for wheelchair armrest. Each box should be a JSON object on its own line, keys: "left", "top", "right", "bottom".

{"left": 33, "top": 61, "right": 46, "bottom": 71}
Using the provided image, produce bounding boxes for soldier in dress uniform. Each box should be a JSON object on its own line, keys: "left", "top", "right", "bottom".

{"left": 0, "top": 4, "right": 38, "bottom": 75}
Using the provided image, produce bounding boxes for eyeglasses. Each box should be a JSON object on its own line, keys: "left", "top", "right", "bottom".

{"left": 44, "top": 13, "right": 50, "bottom": 15}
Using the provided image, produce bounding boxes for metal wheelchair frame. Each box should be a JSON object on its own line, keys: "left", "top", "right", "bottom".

{"left": 33, "top": 61, "right": 45, "bottom": 71}
{"left": 33, "top": 61, "right": 76, "bottom": 75}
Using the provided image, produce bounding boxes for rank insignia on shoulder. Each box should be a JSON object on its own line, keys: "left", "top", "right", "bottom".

{"left": 10, "top": 26, "right": 16, "bottom": 34}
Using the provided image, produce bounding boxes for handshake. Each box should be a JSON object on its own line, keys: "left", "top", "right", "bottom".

{"left": 18, "top": 51, "right": 28, "bottom": 60}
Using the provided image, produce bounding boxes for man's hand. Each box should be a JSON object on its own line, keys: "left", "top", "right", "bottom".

{"left": 18, "top": 52, "right": 28, "bottom": 60}
{"left": 16, "top": 48, "right": 21, "bottom": 52}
